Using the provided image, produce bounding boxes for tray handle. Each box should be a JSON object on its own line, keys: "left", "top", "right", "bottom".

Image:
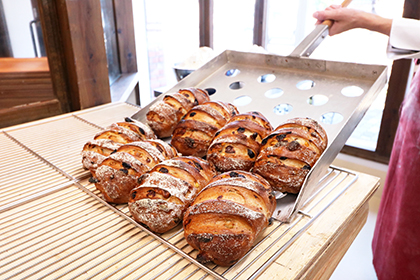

{"left": 289, "top": 0, "right": 352, "bottom": 58}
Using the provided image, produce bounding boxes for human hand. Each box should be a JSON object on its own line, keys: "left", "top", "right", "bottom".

{"left": 313, "top": 5, "right": 392, "bottom": 36}
{"left": 313, "top": 5, "right": 364, "bottom": 35}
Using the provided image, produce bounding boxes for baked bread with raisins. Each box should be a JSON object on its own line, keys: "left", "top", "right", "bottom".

{"left": 252, "top": 117, "right": 328, "bottom": 194}
{"left": 183, "top": 170, "right": 276, "bottom": 266}
{"left": 171, "top": 101, "right": 239, "bottom": 157}
{"left": 94, "top": 121, "right": 156, "bottom": 144}
{"left": 81, "top": 139, "right": 122, "bottom": 174}
{"left": 207, "top": 111, "right": 273, "bottom": 172}
{"left": 92, "top": 139, "right": 177, "bottom": 204}
{"left": 82, "top": 121, "right": 156, "bottom": 174}
{"left": 146, "top": 88, "right": 210, "bottom": 138}
{"left": 128, "top": 156, "right": 216, "bottom": 233}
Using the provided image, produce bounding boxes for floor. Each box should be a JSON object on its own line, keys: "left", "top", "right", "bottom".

{"left": 329, "top": 195, "right": 381, "bottom": 280}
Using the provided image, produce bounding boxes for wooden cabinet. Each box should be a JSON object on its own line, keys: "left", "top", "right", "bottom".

{"left": 0, "top": 57, "right": 61, "bottom": 128}
{"left": 0, "top": 0, "right": 138, "bottom": 128}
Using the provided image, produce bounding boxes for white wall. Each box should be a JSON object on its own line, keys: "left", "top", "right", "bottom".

{"left": 3, "top": 0, "right": 35, "bottom": 58}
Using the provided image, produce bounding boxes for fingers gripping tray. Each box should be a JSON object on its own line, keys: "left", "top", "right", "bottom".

{"left": 132, "top": 50, "right": 387, "bottom": 222}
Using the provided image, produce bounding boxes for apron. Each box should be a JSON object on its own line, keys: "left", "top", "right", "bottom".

{"left": 372, "top": 67, "right": 420, "bottom": 280}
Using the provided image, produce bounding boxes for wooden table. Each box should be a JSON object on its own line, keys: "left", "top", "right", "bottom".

{"left": 0, "top": 102, "right": 380, "bottom": 280}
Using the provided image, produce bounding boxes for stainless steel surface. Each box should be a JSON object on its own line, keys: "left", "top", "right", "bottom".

{"left": 173, "top": 67, "right": 195, "bottom": 81}
{"left": 289, "top": 24, "right": 329, "bottom": 58}
{"left": 131, "top": 49, "right": 388, "bottom": 221}
{"left": 0, "top": 105, "right": 361, "bottom": 279}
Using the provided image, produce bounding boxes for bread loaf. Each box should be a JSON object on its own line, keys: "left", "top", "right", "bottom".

{"left": 92, "top": 140, "right": 177, "bottom": 204}
{"left": 94, "top": 121, "right": 156, "bottom": 144}
{"left": 128, "top": 156, "right": 216, "bottom": 233}
{"left": 81, "top": 139, "right": 122, "bottom": 174}
{"left": 82, "top": 121, "right": 156, "bottom": 174}
{"left": 253, "top": 117, "right": 328, "bottom": 194}
{"left": 171, "top": 101, "right": 239, "bottom": 157}
{"left": 207, "top": 112, "right": 273, "bottom": 172}
{"left": 183, "top": 170, "right": 276, "bottom": 266}
{"left": 146, "top": 88, "right": 210, "bottom": 138}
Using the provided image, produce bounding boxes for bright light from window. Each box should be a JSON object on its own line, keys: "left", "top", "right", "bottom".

{"left": 213, "top": 0, "right": 255, "bottom": 53}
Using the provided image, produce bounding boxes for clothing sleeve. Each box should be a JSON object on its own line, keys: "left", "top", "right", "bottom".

{"left": 387, "top": 18, "right": 420, "bottom": 59}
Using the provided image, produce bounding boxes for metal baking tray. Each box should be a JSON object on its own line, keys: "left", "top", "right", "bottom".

{"left": 131, "top": 49, "right": 387, "bottom": 222}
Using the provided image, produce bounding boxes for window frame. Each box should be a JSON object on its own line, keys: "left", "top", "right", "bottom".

{"left": 0, "top": 0, "right": 13, "bottom": 57}
{"left": 38, "top": 0, "right": 139, "bottom": 112}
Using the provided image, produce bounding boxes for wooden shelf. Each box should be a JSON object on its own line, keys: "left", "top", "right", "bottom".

{"left": 0, "top": 57, "right": 61, "bottom": 128}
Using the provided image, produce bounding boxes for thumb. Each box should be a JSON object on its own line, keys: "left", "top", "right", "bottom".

{"left": 313, "top": 10, "right": 339, "bottom": 22}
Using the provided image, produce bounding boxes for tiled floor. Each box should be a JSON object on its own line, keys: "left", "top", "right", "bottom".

{"left": 329, "top": 196, "right": 381, "bottom": 280}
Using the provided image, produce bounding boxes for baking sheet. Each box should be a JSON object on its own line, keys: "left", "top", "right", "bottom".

{"left": 131, "top": 50, "right": 387, "bottom": 222}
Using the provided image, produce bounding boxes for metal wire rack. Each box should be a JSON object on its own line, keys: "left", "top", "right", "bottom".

{"left": 0, "top": 103, "right": 360, "bottom": 280}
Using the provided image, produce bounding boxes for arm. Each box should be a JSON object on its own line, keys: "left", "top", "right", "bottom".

{"left": 313, "top": 5, "right": 392, "bottom": 36}
{"left": 313, "top": 6, "right": 420, "bottom": 59}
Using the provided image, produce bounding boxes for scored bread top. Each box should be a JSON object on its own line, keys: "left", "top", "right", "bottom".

{"left": 128, "top": 156, "right": 216, "bottom": 233}
{"left": 171, "top": 100, "right": 238, "bottom": 157}
{"left": 146, "top": 88, "right": 210, "bottom": 138}
{"left": 275, "top": 117, "right": 328, "bottom": 151}
{"left": 183, "top": 170, "right": 276, "bottom": 266}
{"left": 92, "top": 140, "right": 177, "bottom": 204}
{"left": 207, "top": 111, "right": 273, "bottom": 172}
{"left": 229, "top": 111, "right": 273, "bottom": 135}
{"left": 110, "top": 122, "right": 156, "bottom": 141}
{"left": 253, "top": 117, "right": 328, "bottom": 194}
{"left": 81, "top": 139, "right": 123, "bottom": 172}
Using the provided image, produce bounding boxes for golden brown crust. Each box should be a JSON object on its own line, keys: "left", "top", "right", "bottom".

{"left": 146, "top": 139, "right": 179, "bottom": 159}
{"left": 146, "top": 88, "right": 210, "bottom": 138}
{"left": 112, "top": 122, "right": 157, "bottom": 141}
{"left": 229, "top": 111, "right": 273, "bottom": 137}
{"left": 146, "top": 102, "right": 179, "bottom": 138}
{"left": 205, "top": 170, "right": 276, "bottom": 215}
{"left": 183, "top": 170, "right": 275, "bottom": 266}
{"left": 93, "top": 152, "right": 150, "bottom": 204}
{"left": 92, "top": 140, "right": 176, "bottom": 204}
{"left": 174, "top": 156, "right": 217, "bottom": 182}
{"left": 171, "top": 101, "right": 238, "bottom": 157}
{"left": 253, "top": 117, "right": 328, "bottom": 194}
{"left": 94, "top": 129, "right": 139, "bottom": 144}
{"left": 128, "top": 157, "right": 216, "bottom": 233}
{"left": 81, "top": 139, "right": 122, "bottom": 173}
{"left": 252, "top": 155, "right": 309, "bottom": 194}
{"left": 207, "top": 112, "right": 272, "bottom": 172}
{"left": 275, "top": 117, "right": 328, "bottom": 151}
{"left": 181, "top": 88, "right": 210, "bottom": 105}
{"left": 259, "top": 131, "right": 321, "bottom": 166}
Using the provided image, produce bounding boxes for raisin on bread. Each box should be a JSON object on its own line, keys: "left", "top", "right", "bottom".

{"left": 94, "top": 121, "right": 156, "bottom": 144}
{"left": 183, "top": 170, "right": 276, "bottom": 266}
{"left": 92, "top": 140, "right": 177, "bottom": 204}
{"left": 171, "top": 101, "right": 238, "bottom": 157}
{"left": 146, "top": 88, "right": 210, "bottom": 138}
{"left": 207, "top": 111, "right": 273, "bottom": 172}
{"left": 253, "top": 117, "right": 328, "bottom": 194}
{"left": 81, "top": 139, "right": 122, "bottom": 174}
{"left": 128, "top": 156, "right": 216, "bottom": 233}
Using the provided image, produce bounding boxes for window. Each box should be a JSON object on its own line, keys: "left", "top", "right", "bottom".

{"left": 144, "top": 0, "right": 199, "bottom": 95}
{"left": 213, "top": 0, "right": 255, "bottom": 53}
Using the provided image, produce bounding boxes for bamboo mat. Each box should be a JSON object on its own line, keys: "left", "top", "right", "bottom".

{"left": 0, "top": 102, "right": 380, "bottom": 280}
